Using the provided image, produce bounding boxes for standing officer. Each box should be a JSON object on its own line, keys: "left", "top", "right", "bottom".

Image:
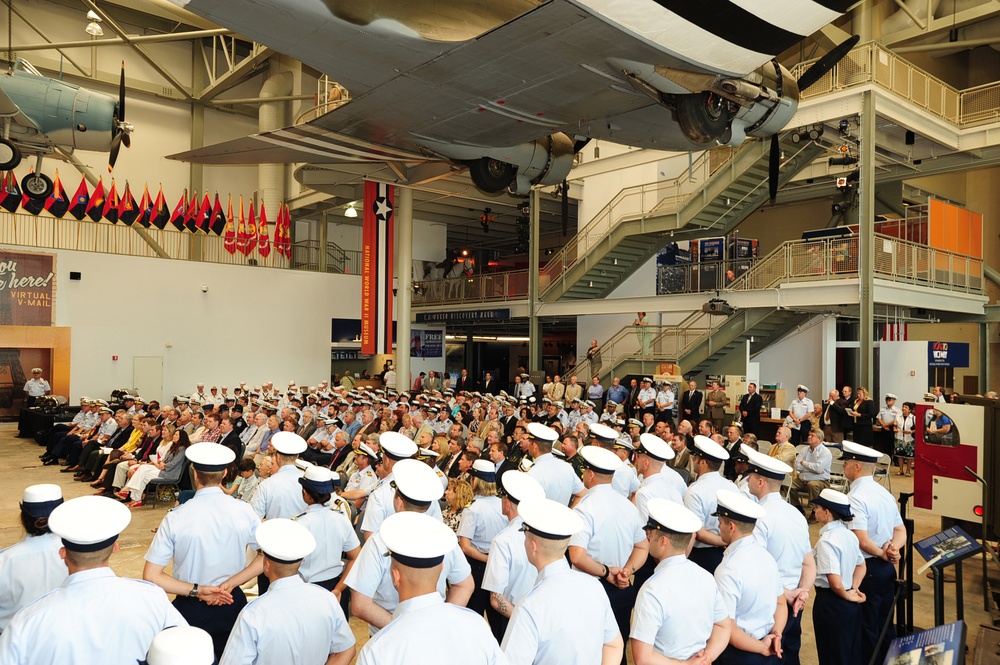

{"left": 635, "top": 377, "right": 656, "bottom": 421}
{"left": 631, "top": 433, "right": 685, "bottom": 590}
{"left": 630, "top": 498, "right": 731, "bottom": 664}
{"left": 0, "top": 496, "right": 186, "bottom": 663}
{"left": 250, "top": 431, "right": 308, "bottom": 520}
{"left": 568, "top": 445, "right": 647, "bottom": 665}
{"left": 22, "top": 368, "right": 50, "bottom": 407}
{"left": 843, "top": 441, "right": 905, "bottom": 665}
{"left": 356, "top": 512, "right": 505, "bottom": 665}
{"left": 219, "top": 519, "right": 356, "bottom": 665}
{"left": 525, "top": 422, "right": 586, "bottom": 506}
{"left": 144, "top": 443, "right": 261, "bottom": 658}
{"left": 361, "top": 431, "right": 442, "bottom": 539}
{"left": 743, "top": 448, "right": 815, "bottom": 665}
{"left": 713, "top": 490, "right": 787, "bottom": 665}
{"left": 502, "top": 498, "right": 623, "bottom": 665}
{"left": 482, "top": 470, "right": 546, "bottom": 644}
{"left": 706, "top": 380, "right": 729, "bottom": 433}
{"left": 788, "top": 385, "right": 814, "bottom": 446}
{"left": 684, "top": 435, "right": 738, "bottom": 573}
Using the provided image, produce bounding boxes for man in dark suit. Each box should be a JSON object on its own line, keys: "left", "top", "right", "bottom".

{"left": 626, "top": 378, "right": 641, "bottom": 420}
{"left": 821, "top": 388, "right": 845, "bottom": 443}
{"left": 437, "top": 438, "right": 465, "bottom": 478}
{"left": 500, "top": 403, "right": 518, "bottom": 441}
{"left": 455, "top": 369, "right": 476, "bottom": 393}
{"left": 481, "top": 372, "right": 498, "bottom": 395}
{"left": 737, "top": 383, "right": 763, "bottom": 436}
{"left": 217, "top": 416, "right": 244, "bottom": 458}
{"left": 679, "top": 380, "right": 703, "bottom": 424}
{"left": 834, "top": 386, "right": 854, "bottom": 441}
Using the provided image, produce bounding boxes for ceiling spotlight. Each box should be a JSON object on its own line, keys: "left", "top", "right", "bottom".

{"left": 460, "top": 248, "right": 469, "bottom": 257}
{"left": 85, "top": 21, "right": 104, "bottom": 36}
{"left": 344, "top": 205, "right": 357, "bottom": 218}
{"left": 86, "top": 10, "right": 102, "bottom": 21}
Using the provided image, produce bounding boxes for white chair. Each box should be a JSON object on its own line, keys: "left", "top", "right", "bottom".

{"left": 874, "top": 453, "right": 892, "bottom": 492}
{"left": 828, "top": 459, "right": 850, "bottom": 493}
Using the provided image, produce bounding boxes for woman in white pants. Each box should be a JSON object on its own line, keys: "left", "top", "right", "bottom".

{"left": 118, "top": 429, "right": 190, "bottom": 507}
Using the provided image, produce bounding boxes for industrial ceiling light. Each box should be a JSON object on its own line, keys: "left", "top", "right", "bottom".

{"left": 344, "top": 204, "right": 357, "bottom": 218}
{"left": 85, "top": 10, "right": 103, "bottom": 36}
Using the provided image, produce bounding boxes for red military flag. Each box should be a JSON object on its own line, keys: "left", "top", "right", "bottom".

{"left": 209, "top": 194, "right": 226, "bottom": 235}
{"left": 103, "top": 179, "right": 120, "bottom": 223}
{"left": 85, "top": 177, "right": 105, "bottom": 222}
{"left": 118, "top": 182, "right": 140, "bottom": 226}
{"left": 272, "top": 203, "right": 285, "bottom": 257}
{"left": 169, "top": 189, "right": 188, "bottom": 231}
{"left": 196, "top": 193, "right": 211, "bottom": 233}
{"left": 151, "top": 186, "right": 169, "bottom": 229}
{"left": 44, "top": 171, "right": 69, "bottom": 219}
{"left": 67, "top": 175, "right": 89, "bottom": 220}
{"left": 184, "top": 191, "right": 199, "bottom": 232}
{"left": 223, "top": 195, "right": 237, "bottom": 254}
{"left": 257, "top": 201, "right": 271, "bottom": 257}
{"left": 0, "top": 172, "right": 19, "bottom": 213}
{"left": 243, "top": 201, "right": 257, "bottom": 256}
{"left": 280, "top": 203, "right": 293, "bottom": 258}
{"left": 360, "top": 180, "right": 395, "bottom": 355}
{"left": 136, "top": 185, "right": 152, "bottom": 228}
{"left": 235, "top": 196, "right": 248, "bottom": 255}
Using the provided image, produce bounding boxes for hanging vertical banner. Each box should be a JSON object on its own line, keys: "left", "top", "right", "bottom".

{"left": 361, "top": 180, "right": 395, "bottom": 355}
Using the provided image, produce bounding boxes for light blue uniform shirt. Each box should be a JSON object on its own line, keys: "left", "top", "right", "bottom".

{"left": 146, "top": 487, "right": 261, "bottom": 585}
{"left": 753, "top": 492, "right": 812, "bottom": 591}
{"left": 502, "top": 559, "right": 618, "bottom": 665}
{"left": 612, "top": 463, "right": 641, "bottom": 497}
{"left": 294, "top": 503, "right": 360, "bottom": 583}
{"left": 814, "top": 521, "right": 864, "bottom": 589}
{"left": 23, "top": 378, "right": 49, "bottom": 397}
{"left": 344, "top": 530, "right": 471, "bottom": 634}
{"left": 684, "top": 471, "right": 739, "bottom": 548}
{"left": 633, "top": 472, "right": 684, "bottom": 524}
{"left": 344, "top": 467, "right": 378, "bottom": 495}
{"left": 848, "top": 476, "right": 903, "bottom": 558}
{"left": 482, "top": 517, "right": 534, "bottom": 606}
{"left": 458, "top": 495, "right": 506, "bottom": 554}
{"left": 251, "top": 463, "right": 308, "bottom": 520}
{"left": 631, "top": 555, "right": 728, "bottom": 659}
{"left": 360, "top": 471, "right": 443, "bottom": 535}
{"left": 0, "top": 533, "right": 67, "bottom": 631}
{"left": 220, "top": 575, "right": 355, "bottom": 665}
{"left": 527, "top": 453, "right": 584, "bottom": 506}
{"left": 570, "top": 484, "right": 645, "bottom": 568}
{"left": 714, "top": 536, "right": 783, "bottom": 640}
{"left": 0, "top": 568, "right": 185, "bottom": 664}
{"left": 357, "top": 592, "right": 505, "bottom": 665}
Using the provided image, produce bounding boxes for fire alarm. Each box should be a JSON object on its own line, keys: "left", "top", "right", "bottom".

{"left": 910, "top": 370, "right": 916, "bottom": 376}
{"left": 112, "top": 355, "right": 118, "bottom": 361}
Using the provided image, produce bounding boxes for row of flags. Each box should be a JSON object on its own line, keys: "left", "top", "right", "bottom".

{"left": 0, "top": 172, "right": 293, "bottom": 258}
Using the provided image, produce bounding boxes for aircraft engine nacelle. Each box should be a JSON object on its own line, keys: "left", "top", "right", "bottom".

{"left": 14, "top": 75, "right": 118, "bottom": 154}
{"left": 721, "top": 62, "right": 799, "bottom": 147}
{"left": 468, "top": 132, "right": 575, "bottom": 195}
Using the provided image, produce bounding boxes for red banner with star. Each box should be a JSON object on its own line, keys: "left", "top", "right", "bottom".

{"left": 361, "top": 180, "right": 395, "bottom": 355}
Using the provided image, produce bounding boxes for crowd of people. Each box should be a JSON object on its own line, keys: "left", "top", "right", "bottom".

{"left": 0, "top": 371, "right": 923, "bottom": 664}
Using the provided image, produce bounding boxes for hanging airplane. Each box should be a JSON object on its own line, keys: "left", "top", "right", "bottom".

{"left": 168, "top": 0, "right": 858, "bottom": 201}
{"left": 0, "top": 59, "right": 134, "bottom": 200}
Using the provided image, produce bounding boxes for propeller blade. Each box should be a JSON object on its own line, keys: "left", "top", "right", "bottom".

{"left": 768, "top": 134, "right": 779, "bottom": 204}
{"left": 118, "top": 61, "right": 126, "bottom": 123}
{"left": 109, "top": 134, "right": 122, "bottom": 170}
{"left": 122, "top": 133, "right": 131, "bottom": 149}
{"left": 796, "top": 35, "right": 860, "bottom": 91}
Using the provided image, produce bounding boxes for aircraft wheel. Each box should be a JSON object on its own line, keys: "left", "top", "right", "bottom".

{"left": 0, "top": 138, "right": 21, "bottom": 170}
{"left": 21, "top": 172, "right": 53, "bottom": 201}
{"left": 676, "top": 92, "right": 729, "bottom": 144}
{"left": 466, "top": 158, "right": 516, "bottom": 194}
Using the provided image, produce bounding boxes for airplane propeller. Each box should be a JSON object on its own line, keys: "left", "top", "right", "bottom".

{"left": 768, "top": 34, "right": 860, "bottom": 204}
{"left": 109, "top": 62, "right": 134, "bottom": 171}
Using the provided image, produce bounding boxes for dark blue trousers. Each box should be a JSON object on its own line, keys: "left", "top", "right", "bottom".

{"left": 860, "top": 556, "right": 896, "bottom": 665}
{"left": 173, "top": 587, "right": 247, "bottom": 658}
{"left": 812, "top": 587, "right": 861, "bottom": 665}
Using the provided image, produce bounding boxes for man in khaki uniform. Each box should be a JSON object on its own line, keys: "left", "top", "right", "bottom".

{"left": 705, "top": 381, "right": 728, "bottom": 433}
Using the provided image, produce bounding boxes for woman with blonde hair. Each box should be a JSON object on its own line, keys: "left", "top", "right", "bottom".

{"left": 443, "top": 478, "right": 473, "bottom": 533}
{"left": 847, "top": 386, "right": 878, "bottom": 446}
{"left": 457, "top": 460, "right": 506, "bottom": 621}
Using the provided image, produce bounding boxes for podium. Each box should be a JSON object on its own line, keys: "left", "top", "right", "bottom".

{"left": 914, "top": 526, "right": 982, "bottom": 626}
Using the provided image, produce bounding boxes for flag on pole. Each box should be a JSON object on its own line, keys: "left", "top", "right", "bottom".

{"left": 184, "top": 191, "right": 199, "bottom": 232}
{"left": 243, "top": 201, "right": 257, "bottom": 256}
{"left": 21, "top": 172, "right": 46, "bottom": 216}
{"left": 257, "top": 202, "right": 271, "bottom": 257}
{"left": 224, "top": 195, "right": 237, "bottom": 254}
{"left": 45, "top": 171, "right": 69, "bottom": 219}
{"left": 85, "top": 178, "right": 105, "bottom": 222}
{"left": 151, "top": 186, "right": 169, "bottom": 229}
{"left": 883, "top": 323, "right": 909, "bottom": 341}
{"left": 278, "top": 204, "right": 293, "bottom": 258}
{"left": 0, "top": 172, "right": 18, "bottom": 214}
{"left": 196, "top": 193, "right": 211, "bottom": 233}
{"left": 361, "top": 180, "right": 395, "bottom": 355}
{"left": 209, "top": 194, "right": 226, "bottom": 235}
{"left": 119, "top": 182, "right": 139, "bottom": 226}
{"left": 170, "top": 190, "right": 188, "bottom": 231}
{"left": 68, "top": 175, "right": 89, "bottom": 220}
{"left": 236, "top": 196, "right": 248, "bottom": 255}
{"left": 103, "top": 180, "right": 120, "bottom": 223}
{"left": 136, "top": 185, "right": 152, "bottom": 227}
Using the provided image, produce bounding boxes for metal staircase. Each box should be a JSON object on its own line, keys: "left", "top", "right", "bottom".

{"left": 542, "top": 135, "right": 826, "bottom": 301}
{"left": 681, "top": 308, "right": 812, "bottom": 378}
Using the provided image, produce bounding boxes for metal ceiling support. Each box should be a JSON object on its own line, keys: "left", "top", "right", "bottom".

{"left": 210, "top": 94, "right": 313, "bottom": 105}
{"left": 12, "top": 28, "right": 232, "bottom": 52}
{"left": 79, "top": 0, "right": 195, "bottom": 102}
{"left": 55, "top": 146, "right": 168, "bottom": 258}
{"left": 5, "top": 1, "right": 89, "bottom": 76}
{"left": 882, "top": 1, "right": 1000, "bottom": 45}
{"left": 894, "top": 36, "right": 1000, "bottom": 52}
{"left": 197, "top": 37, "right": 273, "bottom": 102}
{"left": 858, "top": 90, "right": 876, "bottom": 391}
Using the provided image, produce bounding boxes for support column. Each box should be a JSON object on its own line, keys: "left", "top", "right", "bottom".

{"left": 859, "top": 91, "right": 876, "bottom": 390}
{"left": 528, "top": 188, "right": 542, "bottom": 372}
{"left": 318, "top": 216, "right": 328, "bottom": 273}
{"left": 189, "top": 48, "right": 205, "bottom": 261}
{"left": 466, "top": 330, "right": 475, "bottom": 378}
{"left": 980, "top": 322, "right": 990, "bottom": 394}
{"left": 395, "top": 187, "right": 413, "bottom": 394}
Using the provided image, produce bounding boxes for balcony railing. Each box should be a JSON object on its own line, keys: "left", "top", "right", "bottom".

{"left": 413, "top": 270, "right": 530, "bottom": 305}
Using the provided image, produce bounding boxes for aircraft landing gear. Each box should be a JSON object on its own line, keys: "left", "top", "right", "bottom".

{"left": 0, "top": 138, "right": 20, "bottom": 170}
{"left": 676, "top": 91, "right": 729, "bottom": 144}
{"left": 21, "top": 172, "right": 53, "bottom": 201}
{"left": 466, "top": 157, "right": 516, "bottom": 194}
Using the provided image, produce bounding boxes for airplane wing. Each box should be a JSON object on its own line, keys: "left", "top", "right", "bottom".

{"left": 172, "top": 0, "right": 856, "bottom": 163}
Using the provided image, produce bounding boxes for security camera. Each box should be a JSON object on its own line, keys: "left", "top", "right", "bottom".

{"left": 201, "top": 285, "right": 209, "bottom": 293}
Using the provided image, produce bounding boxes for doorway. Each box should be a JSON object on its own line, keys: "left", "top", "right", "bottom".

{"left": 133, "top": 357, "right": 163, "bottom": 404}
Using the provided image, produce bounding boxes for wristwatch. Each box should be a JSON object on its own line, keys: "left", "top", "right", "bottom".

{"left": 189, "top": 583, "right": 199, "bottom": 598}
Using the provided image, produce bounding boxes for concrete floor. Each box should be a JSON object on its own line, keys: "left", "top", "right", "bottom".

{"left": 1, "top": 422, "right": 994, "bottom": 663}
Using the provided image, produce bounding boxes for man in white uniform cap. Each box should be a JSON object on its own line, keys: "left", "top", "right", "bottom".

{"left": 220, "top": 519, "right": 356, "bottom": 665}
{"left": 144, "top": 442, "right": 261, "bottom": 658}
{"left": 525, "top": 422, "right": 586, "bottom": 507}
{"left": 743, "top": 448, "right": 815, "bottom": 665}
{"left": 630, "top": 433, "right": 685, "bottom": 590}
{"left": 631, "top": 498, "right": 732, "bottom": 664}
{"left": 347, "top": 459, "right": 473, "bottom": 635}
{"left": 502, "top": 497, "right": 622, "bottom": 665}
{"left": 482, "top": 471, "right": 546, "bottom": 644}
{"left": 0, "top": 484, "right": 67, "bottom": 631}
{"left": 684, "top": 435, "right": 739, "bottom": 573}
{"left": 713, "top": 490, "right": 786, "bottom": 665}
{"left": 142, "top": 626, "right": 214, "bottom": 665}
{"left": 361, "top": 431, "right": 441, "bottom": 539}
{"left": 356, "top": 512, "right": 505, "bottom": 665}
{"left": 0, "top": 496, "right": 186, "bottom": 663}
{"left": 250, "top": 431, "right": 308, "bottom": 520}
